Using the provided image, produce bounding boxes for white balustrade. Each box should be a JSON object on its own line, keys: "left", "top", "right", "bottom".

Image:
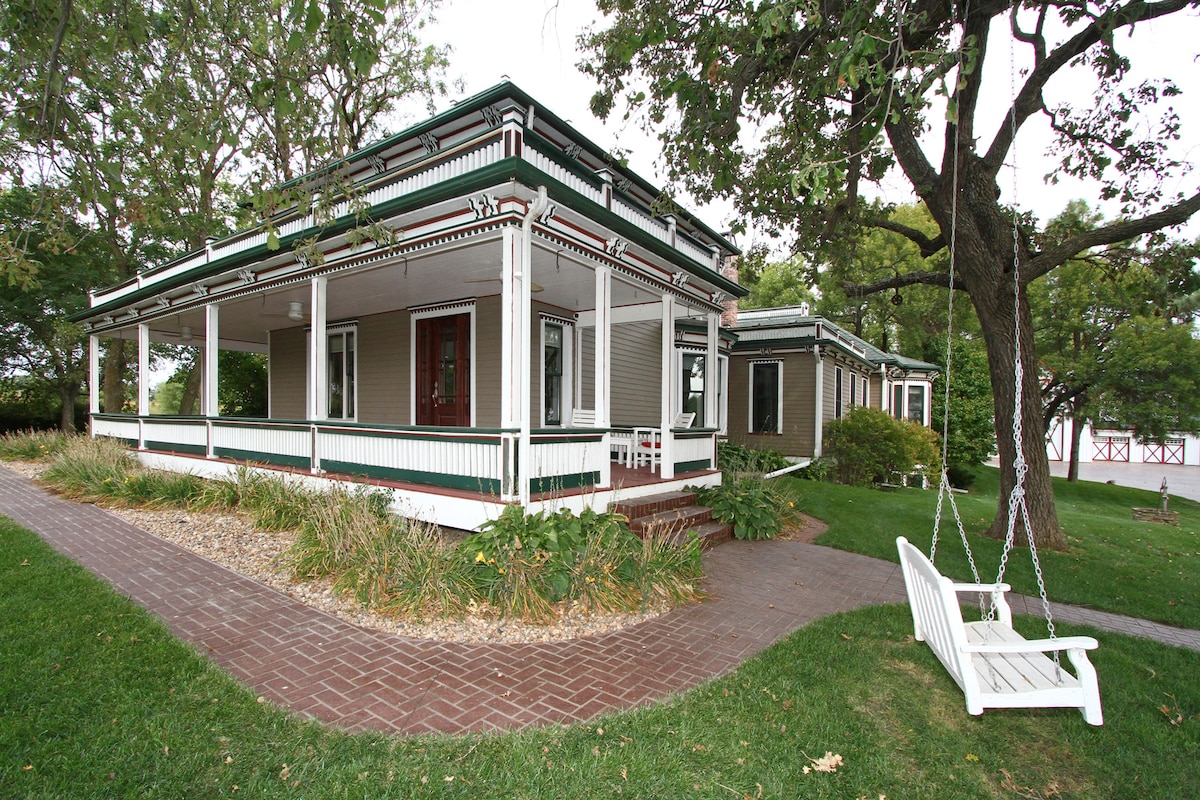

{"left": 142, "top": 418, "right": 207, "bottom": 450}
{"left": 93, "top": 416, "right": 140, "bottom": 442}
{"left": 316, "top": 427, "right": 503, "bottom": 486}
{"left": 522, "top": 149, "right": 605, "bottom": 204}
{"left": 676, "top": 236, "right": 713, "bottom": 266}
{"left": 212, "top": 420, "right": 312, "bottom": 464}
{"left": 672, "top": 432, "right": 717, "bottom": 470}
{"left": 529, "top": 434, "right": 606, "bottom": 484}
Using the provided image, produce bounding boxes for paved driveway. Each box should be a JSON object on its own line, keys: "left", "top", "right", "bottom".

{"left": 1045, "top": 460, "right": 1200, "bottom": 504}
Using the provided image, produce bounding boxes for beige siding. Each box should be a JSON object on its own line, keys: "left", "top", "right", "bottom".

{"left": 726, "top": 352, "right": 818, "bottom": 457}
{"left": 473, "top": 296, "right": 502, "bottom": 428}
{"left": 610, "top": 320, "right": 662, "bottom": 426}
{"left": 356, "top": 310, "right": 409, "bottom": 425}
{"left": 269, "top": 327, "right": 307, "bottom": 420}
{"left": 579, "top": 327, "right": 594, "bottom": 408}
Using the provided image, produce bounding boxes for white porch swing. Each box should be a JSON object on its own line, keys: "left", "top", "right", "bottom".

{"left": 895, "top": 14, "right": 1102, "bottom": 726}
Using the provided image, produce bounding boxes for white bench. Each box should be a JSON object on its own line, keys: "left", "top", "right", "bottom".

{"left": 896, "top": 537, "right": 1103, "bottom": 726}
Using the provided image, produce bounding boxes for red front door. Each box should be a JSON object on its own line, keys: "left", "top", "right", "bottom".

{"left": 416, "top": 314, "right": 471, "bottom": 426}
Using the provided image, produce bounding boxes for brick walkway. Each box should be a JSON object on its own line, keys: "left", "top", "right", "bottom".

{"left": 2, "top": 465, "right": 1197, "bottom": 735}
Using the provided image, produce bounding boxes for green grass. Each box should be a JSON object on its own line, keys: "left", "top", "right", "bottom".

{"left": 797, "top": 467, "right": 1200, "bottom": 629}
{"left": 3, "top": 515, "right": 1199, "bottom": 799}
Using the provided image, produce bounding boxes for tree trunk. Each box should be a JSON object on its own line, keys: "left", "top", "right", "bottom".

{"left": 1068, "top": 406, "right": 1085, "bottom": 483}
{"left": 966, "top": 260, "right": 1066, "bottom": 551}
{"left": 178, "top": 361, "right": 203, "bottom": 416}
{"left": 102, "top": 341, "right": 127, "bottom": 413}
{"left": 58, "top": 384, "right": 79, "bottom": 432}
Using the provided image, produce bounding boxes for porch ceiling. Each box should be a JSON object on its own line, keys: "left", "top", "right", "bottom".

{"left": 125, "top": 236, "right": 673, "bottom": 348}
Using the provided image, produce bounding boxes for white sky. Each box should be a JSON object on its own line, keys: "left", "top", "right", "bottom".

{"left": 422, "top": 0, "right": 1200, "bottom": 248}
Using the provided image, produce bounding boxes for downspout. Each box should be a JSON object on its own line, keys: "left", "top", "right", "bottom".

{"left": 518, "top": 186, "right": 550, "bottom": 507}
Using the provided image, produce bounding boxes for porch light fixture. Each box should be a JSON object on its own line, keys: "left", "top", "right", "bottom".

{"left": 287, "top": 301, "right": 305, "bottom": 322}
{"left": 180, "top": 325, "right": 193, "bottom": 341}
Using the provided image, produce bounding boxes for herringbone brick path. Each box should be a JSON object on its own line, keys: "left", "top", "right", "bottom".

{"left": 2, "top": 465, "right": 1196, "bottom": 735}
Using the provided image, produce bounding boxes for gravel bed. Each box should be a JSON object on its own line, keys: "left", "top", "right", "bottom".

{"left": 5, "top": 460, "right": 668, "bottom": 643}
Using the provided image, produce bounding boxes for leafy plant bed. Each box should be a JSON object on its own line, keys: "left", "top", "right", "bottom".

{"left": 2, "top": 435, "right": 703, "bottom": 639}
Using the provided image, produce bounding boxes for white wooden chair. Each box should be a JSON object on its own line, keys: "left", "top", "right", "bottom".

{"left": 634, "top": 412, "right": 696, "bottom": 472}
{"left": 896, "top": 537, "right": 1103, "bottom": 726}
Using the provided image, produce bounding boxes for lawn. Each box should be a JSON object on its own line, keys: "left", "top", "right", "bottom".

{"left": 3, "top": 512, "right": 1199, "bottom": 799}
{"left": 799, "top": 467, "right": 1200, "bottom": 630}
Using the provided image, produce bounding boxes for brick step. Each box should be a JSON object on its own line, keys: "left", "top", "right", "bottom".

{"left": 626, "top": 504, "right": 714, "bottom": 538}
{"left": 666, "top": 520, "right": 735, "bottom": 550}
{"left": 611, "top": 490, "right": 697, "bottom": 521}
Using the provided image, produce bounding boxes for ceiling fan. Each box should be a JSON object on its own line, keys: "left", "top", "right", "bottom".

{"left": 464, "top": 272, "right": 544, "bottom": 292}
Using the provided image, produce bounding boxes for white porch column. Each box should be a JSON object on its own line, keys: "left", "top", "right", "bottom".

{"left": 660, "top": 294, "right": 675, "bottom": 479}
{"left": 137, "top": 323, "right": 150, "bottom": 449}
{"left": 308, "top": 276, "right": 328, "bottom": 473}
{"left": 813, "top": 348, "right": 824, "bottom": 457}
{"left": 307, "top": 277, "right": 328, "bottom": 420}
{"left": 500, "top": 226, "right": 521, "bottom": 501}
{"left": 705, "top": 312, "right": 719, "bottom": 428}
{"left": 88, "top": 335, "right": 100, "bottom": 418}
{"left": 594, "top": 264, "right": 612, "bottom": 488}
{"left": 202, "top": 304, "right": 219, "bottom": 417}
{"left": 203, "top": 304, "right": 220, "bottom": 457}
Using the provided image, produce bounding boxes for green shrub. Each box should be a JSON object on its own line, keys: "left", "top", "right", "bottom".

{"left": 0, "top": 429, "right": 72, "bottom": 460}
{"left": 692, "top": 476, "right": 799, "bottom": 540}
{"left": 460, "top": 505, "right": 704, "bottom": 622}
{"left": 793, "top": 456, "right": 831, "bottom": 482}
{"left": 822, "top": 406, "right": 942, "bottom": 488}
{"left": 716, "top": 441, "right": 790, "bottom": 473}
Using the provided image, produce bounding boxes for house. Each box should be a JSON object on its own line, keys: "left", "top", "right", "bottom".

{"left": 723, "top": 305, "right": 939, "bottom": 459}
{"left": 73, "top": 82, "right": 745, "bottom": 530}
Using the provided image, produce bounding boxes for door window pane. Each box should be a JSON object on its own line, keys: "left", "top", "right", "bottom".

{"left": 544, "top": 324, "right": 563, "bottom": 425}
{"left": 682, "top": 353, "right": 704, "bottom": 427}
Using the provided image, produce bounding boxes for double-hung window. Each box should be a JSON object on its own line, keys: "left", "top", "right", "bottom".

{"left": 750, "top": 361, "right": 782, "bottom": 433}
{"left": 682, "top": 352, "right": 705, "bottom": 427}
{"left": 327, "top": 326, "right": 356, "bottom": 420}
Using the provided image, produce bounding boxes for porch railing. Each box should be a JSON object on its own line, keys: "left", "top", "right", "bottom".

{"left": 92, "top": 415, "right": 613, "bottom": 500}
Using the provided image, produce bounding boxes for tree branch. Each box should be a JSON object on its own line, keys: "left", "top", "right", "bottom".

{"left": 867, "top": 217, "right": 947, "bottom": 258}
{"left": 1028, "top": 189, "right": 1200, "bottom": 280}
{"left": 839, "top": 269, "right": 967, "bottom": 298}
{"left": 983, "top": 0, "right": 1197, "bottom": 176}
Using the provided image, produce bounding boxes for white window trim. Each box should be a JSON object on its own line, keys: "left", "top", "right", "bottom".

{"left": 676, "top": 345, "right": 707, "bottom": 428}
{"left": 748, "top": 359, "right": 783, "bottom": 434}
{"left": 305, "top": 322, "right": 358, "bottom": 422}
{"left": 409, "top": 301, "right": 477, "bottom": 427}
{"left": 835, "top": 366, "right": 844, "bottom": 419}
{"left": 540, "top": 316, "right": 574, "bottom": 427}
{"left": 717, "top": 353, "right": 729, "bottom": 435}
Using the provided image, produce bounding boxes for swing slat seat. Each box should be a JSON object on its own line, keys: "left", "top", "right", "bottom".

{"left": 897, "top": 537, "right": 1103, "bottom": 726}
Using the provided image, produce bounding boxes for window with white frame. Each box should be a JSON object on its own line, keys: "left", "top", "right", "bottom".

{"left": 849, "top": 371, "right": 857, "bottom": 407}
{"left": 892, "top": 384, "right": 904, "bottom": 420}
{"left": 717, "top": 354, "right": 728, "bottom": 434}
{"left": 834, "top": 366, "right": 844, "bottom": 419}
{"left": 681, "top": 351, "right": 705, "bottom": 427}
{"left": 541, "top": 316, "right": 573, "bottom": 426}
{"left": 750, "top": 361, "right": 782, "bottom": 433}
{"left": 861, "top": 376, "right": 869, "bottom": 408}
{"left": 327, "top": 326, "right": 356, "bottom": 420}
{"left": 907, "top": 384, "right": 927, "bottom": 426}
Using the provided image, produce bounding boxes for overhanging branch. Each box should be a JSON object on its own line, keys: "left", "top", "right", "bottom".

{"left": 839, "top": 269, "right": 967, "bottom": 298}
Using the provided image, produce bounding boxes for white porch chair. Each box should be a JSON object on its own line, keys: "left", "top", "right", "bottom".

{"left": 634, "top": 412, "right": 695, "bottom": 472}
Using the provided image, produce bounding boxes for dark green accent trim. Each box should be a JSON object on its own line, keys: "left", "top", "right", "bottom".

{"left": 529, "top": 471, "right": 599, "bottom": 494}
{"left": 78, "top": 155, "right": 744, "bottom": 324}
{"left": 675, "top": 429, "right": 718, "bottom": 438}
{"left": 145, "top": 441, "right": 207, "bottom": 456}
{"left": 321, "top": 460, "right": 501, "bottom": 494}
{"left": 675, "top": 459, "right": 712, "bottom": 473}
{"left": 215, "top": 421, "right": 312, "bottom": 433}
{"left": 321, "top": 427, "right": 502, "bottom": 445}
{"left": 214, "top": 447, "right": 311, "bottom": 469}
{"left": 146, "top": 415, "right": 208, "bottom": 424}
{"left": 93, "top": 413, "right": 138, "bottom": 421}
{"left": 530, "top": 434, "right": 606, "bottom": 444}
{"left": 95, "top": 434, "right": 138, "bottom": 447}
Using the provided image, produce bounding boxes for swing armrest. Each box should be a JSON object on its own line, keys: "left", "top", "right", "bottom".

{"left": 951, "top": 582, "right": 1011, "bottom": 595}
{"left": 963, "top": 635, "right": 1099, "bottom": 655}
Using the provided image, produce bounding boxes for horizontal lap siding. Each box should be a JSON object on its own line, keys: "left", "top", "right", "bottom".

{"left": 727, "top": 352, "right": 817, "bottom": 458}
{"left": 269, "top": 327, "right": 306, "bottom": 420}
{"left": 356, "top": 310, "right": 408, "bottom": 425}
{"left": 474, "top": 296, "right": 502, "bottom": 428}
{"left": 610, "top": 321, "right": 661, "bottom": 426}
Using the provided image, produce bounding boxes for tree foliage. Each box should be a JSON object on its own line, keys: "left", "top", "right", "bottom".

{"left": 823, "top": 406, "right": 942, "bottom": 488}
{"left": 581, "top": 0, "right": 1200, "bottom": 549}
